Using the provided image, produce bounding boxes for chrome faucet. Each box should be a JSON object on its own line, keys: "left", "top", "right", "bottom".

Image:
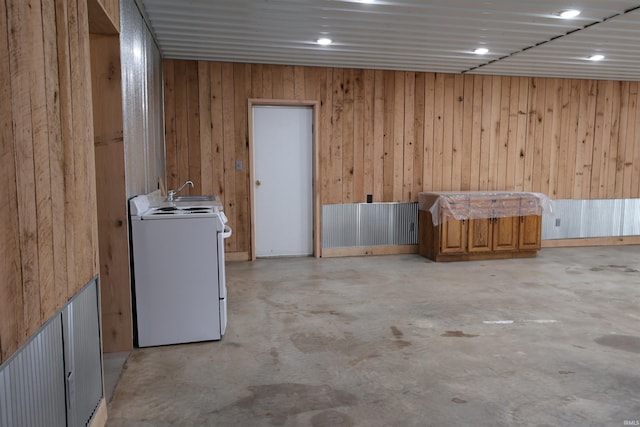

{"left": 167, "top": 180, "right": 194, "bottom": 201}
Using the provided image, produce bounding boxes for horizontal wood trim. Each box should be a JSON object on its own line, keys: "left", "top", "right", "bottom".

{"left": 322, "top": 245, "right": 418, "bottom": 258}
{"left": 542, "top": 236, "right": 640, "bottom": 248}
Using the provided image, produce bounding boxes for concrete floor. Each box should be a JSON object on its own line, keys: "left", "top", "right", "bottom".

{"left": 106, "top": 246, "right": 640, "bottom": 426}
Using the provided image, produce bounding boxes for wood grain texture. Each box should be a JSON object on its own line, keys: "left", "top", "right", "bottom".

{"left": 164, "top": 60, "right": 640, "bottom": 256}
{"left": 1, "top": 0, "right": 100, "bottom": 363}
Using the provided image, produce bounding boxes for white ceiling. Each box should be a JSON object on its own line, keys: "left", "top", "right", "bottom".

{"left": 139, "top": 0, "right": 640, "bottom": 81}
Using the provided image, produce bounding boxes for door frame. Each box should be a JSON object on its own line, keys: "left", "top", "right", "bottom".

{"left": 248, "top": 99, "right": 321, "bottom": 260}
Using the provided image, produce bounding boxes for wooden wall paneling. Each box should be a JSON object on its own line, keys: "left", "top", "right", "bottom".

{"left": 412, "top": 72, "right": 425, "bottom": 196}
{"left": 523, "top": 78, "right": 538, "bottom": 191}
{"left": 540, "top": 79, "right": 562, "bottom": 198}
{"left": 293, "top": 66, "right": 305, "bottom": 100}
{"left": 496, "top": 76, "right": 511, "bottom": 191}
{"left": 610, "top": 81, "right": 624, "bottom": 198}
{"left": 330, "top": 68, "right": 344, "bottom": 204}
{"left": 29, "top": 0, "right": 56, "bottom": 320}
{"left": 43, "top": 0, "right": 67, "bottom": 316}
{"left": 469, "top": 75, "right": 483, "bottom": 191}
{"left": 487, "top": 76, "right": 502, "bottom": 190}
{"left": 580, "top": 80, "right": 598, "bottom": 199}
{"left": 362, "top": 69, "right": 375, "bottom": 198}
{"left": 250, "top": 64, "right": 263, "bottom": 99}
{"left": 632, "top": 86, "right": 640, "bottom": 197}
{"left": 531, "top": 78, "right": 547, "bottom": 193}
{"left": 599, "top": 80, "right": 618, "bottom": 198}
{"left": 319, "top": 68, "right": 332, "bottom": 205}
{"left": 590, "top": 80, "right": 609, "bottom": 199}
{"left": 8, "top": 0, "right": 42, "bottom": 338}
{"left": 221, "top": 63, "right": 237, "bottom": 250}
{"left": 381, "top": 71, "right": 394, "bottom": 201}
{"left": 478, "top": 75, "right": 494, "bottom": 190}
{"left": 440, "top": 74, "right": 454, "bottom": 192}
{"left": 56, "top": 0, "right": 77, "bottom": 300}
{"left": 623, "top": 83, "right": 638, "bottom": 197}
{"left": 163, "top": 60, "right": 178, "bottom": 189}
{"left": 422, "top": 73, "right": 435, "bottom": 192}
{"left": 198, "top": 62, "right": 213, "bottom": 195}
{"left": 352, "top": 69, "right": 365, "bottom": 202}
{"left": 0, "top": 0, "right": 22, "bottom": 363}
{"left": 262, "top": 64, "right": 273, "bottom": 98}
{"left": 282, "top": 65, "right": 295, "bottom": 99}
{"left": 403, "top": 71, "right": 415, "bottom": 200}
{"left": 372, "top": 70, "right": 385, "bottom": 201}
{"left": 505, "top": 77, "right": 520, "bottom": 191}
{"left": 97, "top": 0, "right": 119, "bottom": 32}
{"left": 210, "top": 63, "right": 225, "bottom": 198}
{"left": 573, "top": 80, "right": 589, "bottom": 198}
{"left": 392, "top": 72, "right": 405, "bottom": 201}
{"left": 561, "top": 80, "right": 580, "bottom": 199}
{"left": 460, "top": 74, "right": 474, "bottom": 191}
{"left": 451, "top": 75, "right": 464, "bottom": 192}
{"left": 271, "top": 65, "right": 284, "bottom": 99}
{"left": 186, "top": 61, "right": 201, "bottom": 194}
{"left": 90, "top": 33, "right": 131, "bottom": 352}
{"left": 513, "top": 78, "right": 529, "bottom": 192}
{"left": 173, "top": 60, "right": 189, "bottom": 190}
{"left": 234, "top": 63, "right": 250, "bottom": 252}
{"left": 432, "top": 74, "right": 445, "bottom": 191}
{"left": 342, "top": 68, "right": 355, "bottom": 203}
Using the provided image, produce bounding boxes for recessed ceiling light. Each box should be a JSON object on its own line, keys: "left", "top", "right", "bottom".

{"left": 359, "top": 0, "right": 375, "bottom": 3}
{"left": 317, "top": 38, "right": 332, "bottom": 46}
{"left": 588, "top": 54, "right": 605, "bottom": 61}
{"left": 473, "top": 48, "right": 489, "bottom": 55}
{"left": 559, "top": 9, "right": 580, "bottom": 18}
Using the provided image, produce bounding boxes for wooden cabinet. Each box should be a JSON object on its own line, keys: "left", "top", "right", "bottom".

{"left": 418, "top": 192, "right": 544, "bottom": 262}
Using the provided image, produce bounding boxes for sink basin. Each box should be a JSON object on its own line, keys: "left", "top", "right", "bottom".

{"left": 169, "top": 195, "right": 213, "bottom": 202}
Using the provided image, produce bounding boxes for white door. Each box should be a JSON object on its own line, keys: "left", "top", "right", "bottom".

{"left": 253, "top": 106, "right": 313, "bottom": 257}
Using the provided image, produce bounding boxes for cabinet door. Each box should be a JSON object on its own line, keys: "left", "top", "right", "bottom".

{"left": 439, "top": 214, "right": 467, "bottom": 254}
{"left": 467, "top": 218, "right": 492, "bottom": 253}
{"left": 519, "top": 215, "right": 542, "bottom": 250}
{"left": 493, "top": 216, "right": 519, "bottom": 251}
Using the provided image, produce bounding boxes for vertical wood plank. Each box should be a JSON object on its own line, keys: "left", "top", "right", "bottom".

{"left": 497, "top": 76, "right": 511, "bottom": 191}
{"left": 262, "top": 64, "right": 273, "bottom": 98}
{"left": 580, "top": 80, "right": 598, "bottom": 199}
{"left": 478, "top": 75, "right": 493, "bottom": 190}
{"left": 186, "top": 61, "right": 201, "bottom": 193}
{"left": 282, "top": 65, "right": 295, "bottom": 99}
{"left": 342, "top": 68, "right": 354, "bottom": 203}
{"left": 451, "top": 75, "right": 464, "bottom": 192}
{"left": 271, "top": 65, "right": 284, "bottom": 99}
{"left": 460, "top": 74, "right": 474, "bottom": 191}
{"left": 250, "top": 63, "right": 263, "bottom": 98}
{"left": 422, "top": 73, "right": 435, "bottom": 192}
{"left": 470, "top": 75, "right": 483, "bottom": 191}
{"left": 362, "top": 69, "right": 375, "bottom": 198}
{"left": 372, "top": 70, "right": 384, "bottom": 201}
{"left": 413, "top": 72, "right": 425, "bottom": 196}
{"left": 234, "top": 63, "right": 250, "bottom": 252}
{"left": 432, "top": 73, "right": 445, "bottom": 191}
{"left": 523, "top": 78, "right": 539, "bottom": 192}
{"left": 591, "top": 80, "right": 609, "bottom": 198}
{"left": 221, "top": 63, "right": 237, "bottom": 250}
{"left": 561, "top": 80, "right": 580, "bottom": 199}
{"left": 210, "top": 63, "right": 225, "bottom": 199}
{"left": 382, "top": 71, "right": 395, "bottom": 201}
{"left": 0, "top": 0, "right": 23, "bottom": 362}
{"left": 331, "top": 68, "right": 344, "bottom": 204}
{"left": 163, "top": 60, "right": 178, "bottom": 188}
{"left": 8, "top": 0, "right": 42, "bottom": 337}
{"left": 531, "top": 78, "right": 546, "bottom": 193}
{"left": 392, "top": 71, "right": 404, "bottom": 201}
{"left": 293, "top": 66, "right": 305, "bottom": 100}
{"left": 198, "top": 62, "right": 213, "bottom": 195}
{"left": 632, "top": 87, "right": 640, "bottom": 197}
{"left": 514, "top": 78, "right": 529, "bottom": 192}
{"left": 352, "top": 69, "right": 365, "bottom": 202}
{"left": 622, "top": 82, "right": 638, "bottom": 198}
{"left": 319, "top": 68, "right": 332, "bottom": 205}
{"left": 440, "top": 74, "right": 454, "bottom": 191}
{"left": 610, "top": 81, "right": 624, "bottom": 198}
{"left": 487, "top": 76, "right": 502, "bottom": 190}
{"left": 505, "top": 77, "right": 520, "bottom": 191}
{"left": 403, "top": 71, "right": 415, "bottom": 200}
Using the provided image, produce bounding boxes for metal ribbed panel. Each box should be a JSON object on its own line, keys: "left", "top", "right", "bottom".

{"left": 65, "top": 279, "right": 103, "bottom": 427}
{"left": 622, "top": 199, "right": 640, "bottom": 236}
{"left": 581, "top": 199, "right": 624, "bottom": 238}
{"left": 122, "top": 0, "right": 166, "bottom": 197}
{"left": 0, "top": 316, "right": 66, "bottom": 427}
{"left": 140, "top": 0, "right": 640, "bottom": 81}
{"left": 323, "top": 203, "right": 418, "bottom": 249}
{"left": 542, "top": 199, "right": 583, "bottom": 240}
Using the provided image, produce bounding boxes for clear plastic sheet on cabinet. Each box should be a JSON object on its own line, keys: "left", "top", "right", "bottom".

{"left": 419, "top": 192, "right": 554, "bottom": 226}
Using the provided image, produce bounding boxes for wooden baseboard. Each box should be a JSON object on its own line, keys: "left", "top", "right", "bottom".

{"left": 225, "top": 251, "right": 250, "bottom": 261}
{"left": 89, "top": 398, "right": 107, "bottom": 427}
{"left": 428, "top": 250, "right": 538, "bottom": 262}
{"left": 321, "top": 245, "right": 418, "bottom": 258}
{"left": 542, "top": 236, "right": 640, "bottom": 248}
